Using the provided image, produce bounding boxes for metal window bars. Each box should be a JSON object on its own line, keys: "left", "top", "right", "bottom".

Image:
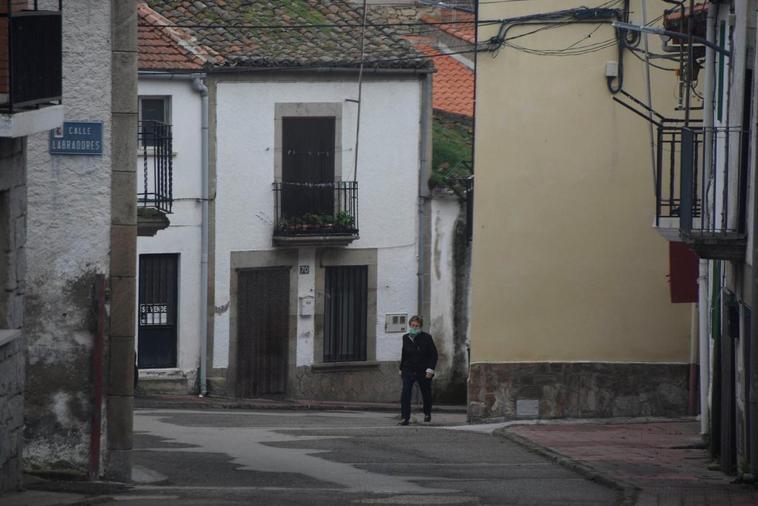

{"left": 138, "top": 120, "right": 173, "bottom": 214}
{"left": 657, "top": 125, "right": 748, "bottom": 238}
{"left": 0, "top": 0, "right": 62, "bottom": 113}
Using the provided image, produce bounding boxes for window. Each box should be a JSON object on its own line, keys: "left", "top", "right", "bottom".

{"left": 139, "top": 96, "right": 170, "bottom": 147}
{"left": 324, "top": 266, "right": 368, "bottom": 362}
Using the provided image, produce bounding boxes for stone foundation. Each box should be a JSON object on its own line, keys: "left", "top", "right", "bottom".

{"left": 468, "top": 362, "right": 690, "bottom": 422}
{"left": 136, "top": 368, "right": 198, "bottom": 396}
{"left": 292, "top": 362, "right": 400, "bottom": 403}
{"left": 0, "top": 334, "right": 23, "bottom": 493}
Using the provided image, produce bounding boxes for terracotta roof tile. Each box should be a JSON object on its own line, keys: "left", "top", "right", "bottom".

{"left": 143, "top": 0, "right": 431, "bottom": 70}
{"left": 414, "top": 43, "right": 473, "bottom": 118}
{"left": 138, "top": 3, "right": 219, "bottom": 70}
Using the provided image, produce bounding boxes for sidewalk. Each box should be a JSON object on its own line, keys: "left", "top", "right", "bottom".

{"left": 135, "top": 393, "right": 467, "bottom": 413}
{"left": 498, "top": 419, "right": 758, "bottom": 506}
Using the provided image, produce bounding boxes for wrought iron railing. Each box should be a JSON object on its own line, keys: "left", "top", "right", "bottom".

{"left": 138, "top": 120, "right": 173, "bottom": 214}
{"left": 273, "top": 181, "right": 358, "bottom": 237}
{"left": 655, "top": 126, "right": 702, "bottom": 223}
{"left": 657, "top": 125, "right": 748, "bottom": 237}
{"left": 0, "top": 1, "right": 62, "bottom": 113}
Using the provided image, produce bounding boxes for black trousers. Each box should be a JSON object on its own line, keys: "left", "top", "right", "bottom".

{"left": 400, "top": 370, "right": 432, "bottom": 420}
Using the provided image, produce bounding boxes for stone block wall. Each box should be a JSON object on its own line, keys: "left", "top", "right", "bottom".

{"left": 292, "top": 362, "right": 401, "bottom": 402}
{"left": 0, "top": 137, "right": 27, "bottom": 494}
{"left": 468, "top": 362, "right": 690, "bottom": 422}
{"left": 0, "top": 336, "right": 23, "bottom": 493}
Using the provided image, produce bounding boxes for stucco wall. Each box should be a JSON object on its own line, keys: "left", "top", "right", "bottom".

{"left": 470, "top": 0, "right": 691, "bottom": 366}
{"left": 137, "top": 79, "right": 203, "bottom": 387}
{"left": 24, "top": 0, "right": 112, "bottom": 474}
{"left": 212, "top": 76, "right": 422, "bottom": 373}
{"left": 429, "top": 195, "right": 467, "bottom": 401}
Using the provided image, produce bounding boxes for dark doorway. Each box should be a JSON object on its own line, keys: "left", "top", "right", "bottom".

{"left": 281, "top": 117, "right": 335, "bottom": 219}
{"left": 236, "top": 268, "right": 290, "bottom": 397}
{"left": 138, "top": 254, "right": 178, "bottom": 369}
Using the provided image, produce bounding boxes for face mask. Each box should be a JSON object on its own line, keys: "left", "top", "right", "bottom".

{"left": 409, "top": 327, "right": 420, "bottom": 335}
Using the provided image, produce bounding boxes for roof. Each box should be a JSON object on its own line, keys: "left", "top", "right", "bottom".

{"left": 138, "top": 3, "right": 215, "bottom": 70}
{"left": 420, "top": 8, "right": 475, "bottom": 45}
{"left": 414, "top": 43, "right": 473, "bottom": 118}
{"left": 141, "top": 0, "right": 431, "bottom": 71}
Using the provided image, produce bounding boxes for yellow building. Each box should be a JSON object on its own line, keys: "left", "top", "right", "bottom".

{"left": 469, "top": 0, "right": 694, "bottom": 420}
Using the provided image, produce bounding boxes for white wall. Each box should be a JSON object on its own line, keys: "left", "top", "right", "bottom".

{"left": 136, "top": 79, "right": 204, "bottom": 375}
{"left": 429, "top": 196, "right": 461, "bottom": 377}
{"left": 213, "top": 77, "right": 422, "bottom": 368}
{"left": 24, "top": 0, "right": 112, "bottom": 471}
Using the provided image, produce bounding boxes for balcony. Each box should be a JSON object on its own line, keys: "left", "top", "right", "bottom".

{"left": 655, "top": 126, "right": 747, "bottom": 260}
{"left": 272, "top": 181, "right": 358, "bottom": 247}
{"left": 0, "top": 1, "right": 63, "bottom": 137}
{"left": 137, "top": 120, "right": 173, "bottom": 237}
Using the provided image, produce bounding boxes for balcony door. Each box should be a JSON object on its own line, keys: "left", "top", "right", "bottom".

{"left": 281, "top": 117, "right": 335, "bottom": 218}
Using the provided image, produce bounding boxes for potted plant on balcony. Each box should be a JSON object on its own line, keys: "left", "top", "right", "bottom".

{"left": 320, "top": 213, "right": 335, "bottom": 231}
{"left": 303, "top": 213, "right": 322, "bottom": 232}
{"left": 287, "top": 216, "right": 306, "bottom": 232}
{"left": 335, "top": 211, "right": 354, "bottom": 232}
{"left": 278, "top": 217, "right": 289, "bottom": 232}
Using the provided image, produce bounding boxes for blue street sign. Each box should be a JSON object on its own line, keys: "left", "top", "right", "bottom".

{"left": 49, "top": 121, "right": 103, "bottom": 155}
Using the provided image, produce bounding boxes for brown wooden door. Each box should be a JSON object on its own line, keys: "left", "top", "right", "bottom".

{"left": 236, "top": 268, "right": 289, "bottom": 397}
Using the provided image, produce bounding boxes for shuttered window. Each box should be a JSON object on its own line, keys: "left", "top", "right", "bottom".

{"left": 324, "top": 266, "right": 368, "bottom": 362}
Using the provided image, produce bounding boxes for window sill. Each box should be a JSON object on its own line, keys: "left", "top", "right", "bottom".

{"left": 0, "top": 328, "right": 22, "bottom": 348}
{"left": 311, "top": 360, "right": 380, "bottom": 373}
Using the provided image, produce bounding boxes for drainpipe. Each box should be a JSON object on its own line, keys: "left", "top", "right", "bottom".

{"left": 418, "top": 73, "right": 432, "bottom": 317}
{"left": 698, "top": 1, "right": 717, "bottom": 437}
{"left": 192, "top": 77, "right": 210, "bottom": 397}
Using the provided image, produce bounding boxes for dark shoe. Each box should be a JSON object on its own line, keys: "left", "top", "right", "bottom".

{"left": 398, "top": 419, "right": 409, "bottom": 426}
{"left": 424, "top": 415, "right": 431, "bottom": 423}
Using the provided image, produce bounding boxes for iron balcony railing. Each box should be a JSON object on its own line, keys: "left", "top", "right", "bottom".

{"left": 138, "top": 120, "right": 173, "bottom": 214}
{"left": 655, "top": 126, "right": 702, "bottom": 224}
{"left": 0, "top": 1, "right": 62, "bottom": 113}
{"left": 656, "top": 125, "right": 748, "bottom": 237}
{"left": 273, "top": 181, "right": 358, "bottom": 237}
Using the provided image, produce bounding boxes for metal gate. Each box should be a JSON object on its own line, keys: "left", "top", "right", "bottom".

{"left": 236, "top": 268, "right": 289, "bottom": 397}
{"left": 137, "top": 254, "right": 178, "bottom": 369}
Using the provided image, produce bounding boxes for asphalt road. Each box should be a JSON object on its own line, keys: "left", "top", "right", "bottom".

{"left": 102, "top": 408, "right": 620, "bottom": 505}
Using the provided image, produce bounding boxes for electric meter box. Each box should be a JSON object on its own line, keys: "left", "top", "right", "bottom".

{"left": 299, "top": 295, "right": 314, "bottom": 317}
{"left": 385, "top": 313, "right": 408, "bottom": 333}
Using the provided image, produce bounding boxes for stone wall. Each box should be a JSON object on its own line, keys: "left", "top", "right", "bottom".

{"left": 292, "top": 360, "right": 456, "bottom": 404}
{"left": 365, "top": 4, "right": 421, "bottom": 36}
{"left": 292, "top": 362, "right": 401, "bottom": 403}
{"left": 0, "top": 336, "right": 23, "bottom": 493}
{"left": 0, "top": 137, "right": 28, "bottom": 494}
{"left": 468, "top": 362, "right": 690, "bottom": 422}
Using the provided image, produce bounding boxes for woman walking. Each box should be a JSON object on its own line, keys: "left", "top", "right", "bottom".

{"left": 398, "top": 315, "right": 438, "bottom": 425}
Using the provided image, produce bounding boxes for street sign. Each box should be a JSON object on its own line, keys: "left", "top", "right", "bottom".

{"left": 49, "top": 121, "right": 103, "bottom": 155}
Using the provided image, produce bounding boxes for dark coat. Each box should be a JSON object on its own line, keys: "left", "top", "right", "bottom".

{"left": 399, "top": 331, "right": 438, "bottom": 373}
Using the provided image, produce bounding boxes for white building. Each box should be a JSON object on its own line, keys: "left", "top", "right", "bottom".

{"left": 134, "top": 0, "right": 470, "bottom": 403}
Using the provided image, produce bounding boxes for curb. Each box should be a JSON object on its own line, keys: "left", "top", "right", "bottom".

{"left": 494, "top": 428, "right": 640, "bottom": 506}
{"left": 135, "top": 395, "right": 467, "bottom": 414}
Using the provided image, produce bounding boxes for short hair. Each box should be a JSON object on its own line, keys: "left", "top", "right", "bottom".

{"left": 409, "top": 315, "right": 423, "bottom": 327}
